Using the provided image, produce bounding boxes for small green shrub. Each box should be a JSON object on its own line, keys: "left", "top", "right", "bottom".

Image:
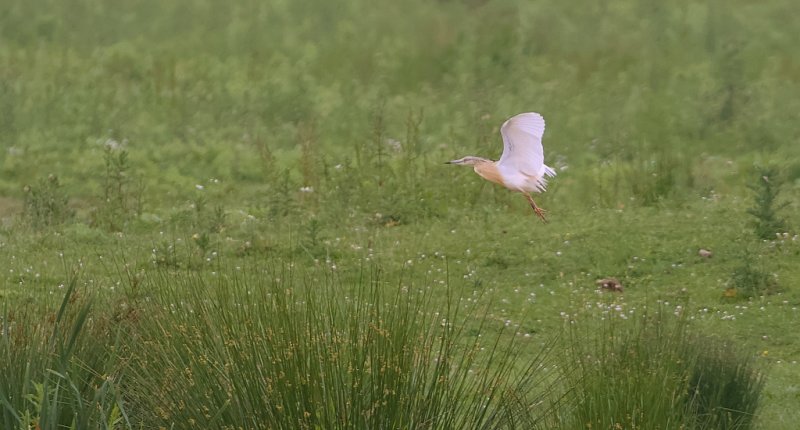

{"left": 265, "top": 168, "right": 298, "bottom": 219}
{"left": 187, "top": 192, "right": 225, "bottom": 257}
{"left": 628, "top": 151, "right": 680, "bottom": 206}
{"left": 92, "top": 141, "right": 144, "bottom": 231}
{"left": 298, "top": 217, "right": 326, "bottom": 258}
{"left": 21, "top": 174, "right": 73, "bottom": 229}
{"left": 747, "top": 167, "right": 789, "bottom": 240}
{"left": 151, "top": 239, "right": 181, "bottom": 268}
{"left": 728, "top": 253, "right": 779, "bottom": 299}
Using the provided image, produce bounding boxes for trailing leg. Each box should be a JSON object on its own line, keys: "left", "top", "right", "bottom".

{"left": 524, "top": 193, "right": 548, "bottom": 223}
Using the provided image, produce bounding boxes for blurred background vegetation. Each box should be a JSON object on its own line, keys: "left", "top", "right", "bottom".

{"left": 1, "top": 0, "right": 798, "bottom": 210}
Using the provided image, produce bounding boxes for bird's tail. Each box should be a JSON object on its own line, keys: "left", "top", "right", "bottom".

{"left": 532, "top": 165, "right": 557, "bottom": 192}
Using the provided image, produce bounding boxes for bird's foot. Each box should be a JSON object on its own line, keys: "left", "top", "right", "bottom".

{"left": 524, "top": 193, "right": 549, "bottom": 223}
{"left": 533, "top": 206, "right": 548, "bottom": 223}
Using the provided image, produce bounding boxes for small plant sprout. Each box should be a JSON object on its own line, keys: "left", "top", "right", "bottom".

{"left": 747, "top": 167, "right": 789, "bottom": 240}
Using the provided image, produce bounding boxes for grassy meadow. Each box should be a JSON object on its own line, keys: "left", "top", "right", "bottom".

{"left": 1, "top": 0, "right": 799, "bottom": 428}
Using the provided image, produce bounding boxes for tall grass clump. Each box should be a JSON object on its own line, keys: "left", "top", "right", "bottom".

{"left": 0, "top": 280, "right": 128, "bottom": 430}
{"left": 128, "top": 263, "right": 558, "bottom": 429}
{"left": 561, "top": 305, "right": 764, "bottom": 429}
{"left": 686, "top": 336, "right": 765, "bottom": 430}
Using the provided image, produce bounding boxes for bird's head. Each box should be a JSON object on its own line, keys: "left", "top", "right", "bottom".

{"left": 445, "top": 156, "right": 490, "bottom": 166}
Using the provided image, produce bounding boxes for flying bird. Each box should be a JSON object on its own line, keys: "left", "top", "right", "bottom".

{"left": 446, "top": 112, "right": 556, "bottom": 222}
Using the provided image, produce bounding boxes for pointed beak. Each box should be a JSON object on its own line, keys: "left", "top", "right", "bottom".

{"left": 444, "top": 160, "right": 453, "bottom": 164}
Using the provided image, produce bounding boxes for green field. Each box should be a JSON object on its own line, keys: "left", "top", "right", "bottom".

{"left": 2, "top": 0, "right": 799, "bottom": 428}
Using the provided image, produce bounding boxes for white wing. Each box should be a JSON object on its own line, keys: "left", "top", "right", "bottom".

{"left": 497, "top": 112, "right": 546, "bottom": 177}
{"left": 496, "top": 112, "right": 556, "bottom": 193}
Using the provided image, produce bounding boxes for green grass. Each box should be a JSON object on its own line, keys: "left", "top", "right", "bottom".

{"left": 2, "top": 0, "right": 800, "bottom": 428}
{"left": 123, "top": 264, "right": 558, "bottom": 429}
{"left": 1, "top": 279, "right": 127, "bottom": 430}
{"left": 562, "top": 305, "right": 765, "bottom": 429}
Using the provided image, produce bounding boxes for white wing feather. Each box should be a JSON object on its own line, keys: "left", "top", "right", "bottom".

{"left": 497, "top": 112, "right": 555, "bottom": 192}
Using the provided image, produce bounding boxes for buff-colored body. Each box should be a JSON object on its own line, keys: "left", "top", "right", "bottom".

{"left": 473, "top": 159, "right": 505, "bottom": 187}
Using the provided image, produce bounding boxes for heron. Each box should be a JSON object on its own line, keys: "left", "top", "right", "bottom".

{"left": 446, "top": 112, "right": 556, "bottom": 222}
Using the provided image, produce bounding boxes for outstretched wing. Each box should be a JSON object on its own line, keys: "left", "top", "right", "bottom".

{"left": 497, "top": 112, "right": 546, "bottom": 177}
